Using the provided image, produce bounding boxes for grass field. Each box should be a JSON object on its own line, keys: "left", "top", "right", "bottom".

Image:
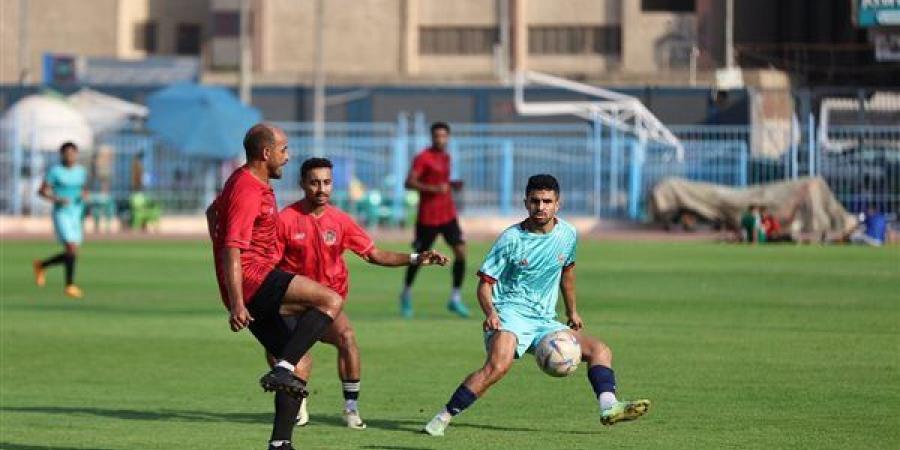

{"left": 1, "top": 239, "right": 898, "bottom": 449}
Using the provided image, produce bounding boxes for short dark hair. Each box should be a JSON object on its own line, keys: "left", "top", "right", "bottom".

{"left": 526, "top": 174, "right": 559, "bottom": 196}
{"left": 243, "top": 124, "right": 276, "bottom": 159}
{"left": 59, "top": 142, "right": 77, "bottom": 153}
{"left": 430, "top": 121, "right": 450, "bottom": 134}
{"left": 300, "top": 157, "right": 333, "bottom": 180}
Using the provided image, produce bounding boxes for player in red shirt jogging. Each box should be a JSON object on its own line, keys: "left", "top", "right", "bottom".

{"left": 400, "top": 122, "right": 470, "bottom": 318}
{"left": 276, "top": 157, "right": 448, "bottom": 429}
{"left": 208, "top": 124, "right": 345, "bottom": 450}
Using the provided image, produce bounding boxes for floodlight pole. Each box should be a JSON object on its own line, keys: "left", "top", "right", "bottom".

{"left": 18, "top": 0, "right": 29, "bottom": 84}
{"left": 312, "top": 0, "right": 326, "bottom": 156}
{"left": 238, "top": 0, "right": 252, "bottom": 104}
{"left": 725, "top": 0, "right": 735, "bottom": 68}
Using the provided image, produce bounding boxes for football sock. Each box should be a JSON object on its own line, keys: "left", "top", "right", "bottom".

{"left": 281, "top": 309, "right": 334, "bottom": 365}
{"left": 271, "top": 389, "right": 302, "bottom": 442}
{"left": 41, "top": 252, "right": 66, "bottom": 268}
{"left": 588, "top": 365, "right": 617, "bottom": 409}
{"left": 450, "top": 288, "right": 462, "bottom": 304}
{"left": 401, "top": 286, "right": 411, "bottom": 299}
{"left": 445, "top": 384, "right": 477, "bottom": 416}
{"left": 276, "top": 360, "right": 295, "bottom": 372}
{"left": 599, "top": 392, "right": 618, "bottom": 410}
{"left": 63, "top": 253, "right": 75, "bottom": 285}
{"left": 404, "top": 263, "right": 421, "bottom": 287}
{"left": 451, "top": 258, "right": 466, "bottom": 288}
{"left": 342, "top": 379, "right": 360, "bottom": 411}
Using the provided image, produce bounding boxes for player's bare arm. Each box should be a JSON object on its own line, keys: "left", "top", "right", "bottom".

{"left": 205, "top": 200, "right": 218, "bottom": 241}
{"left": 560, "top": 264, "right": 582, "bottom": 330}
{"left": 224, "top": 246, "right": 253, "bottom": 331}
{"left": 37, "top": 180, "right": 68, "bottom": 206}
{"left": 360, "top": 248, "right": 449, "bottom": 267}
{"left": 476, "top": 279, "right": 500, "bottom": 331}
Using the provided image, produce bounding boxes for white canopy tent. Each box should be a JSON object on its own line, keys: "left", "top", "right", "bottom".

{"left": 68, "top": 88, "right": 148, "bottom": 135}
{"left": 1, "top": 94, "right": 94, "bottom": 151}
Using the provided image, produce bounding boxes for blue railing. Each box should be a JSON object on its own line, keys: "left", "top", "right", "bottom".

{"left": 2, "top": 118, "right": 898, "bottom": 221}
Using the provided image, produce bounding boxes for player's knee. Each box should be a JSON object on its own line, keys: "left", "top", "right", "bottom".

{"left": 485, "top": 359, "right": 511, "bottom": 380}
{"left": 320, "top": 291, "right": 343, "bottom": 317}
{"left": 588, "top": 341, "right": 612, "bottom": 364}
{"left": 337, "top": 327, "right": 357, "bottom": 350}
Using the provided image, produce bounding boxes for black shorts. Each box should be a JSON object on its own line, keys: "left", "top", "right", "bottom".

{"left": 412, "top": 218, "right": 465, "bottom": 251}
{"left": 247, "top": 269, "right": 296, "bottom": 357}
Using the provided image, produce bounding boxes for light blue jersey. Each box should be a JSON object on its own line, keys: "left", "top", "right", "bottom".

{"left": 45, "top": 164, "right": 87, "bottom": 244}
{"left": 479, "top": 218, "right": 578, "bottom": 357}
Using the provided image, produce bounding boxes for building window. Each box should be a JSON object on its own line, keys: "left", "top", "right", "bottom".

{"left": 529, "top": 26, "right": 621, "bottom": 55}
{"left": 176, "top": 23, "right": 202, "bottom": 55}
{"left": 641, "top": 0, "right": 695, "bottom": 13}
{"left": 213, "top": 11, "right": 240, "bottom": 37}
{"left": 420, "top": 27, "right": 498, "bottom": 55}
{"left": 134, "top": 21, "right": 157, "bottom": 53}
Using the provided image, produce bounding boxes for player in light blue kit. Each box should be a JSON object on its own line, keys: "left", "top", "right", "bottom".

{"left": 423, "top": 174, "right": 650, "bottom": 436}
{"left": 33, "top": 142, "right": 88, "bottom": 298}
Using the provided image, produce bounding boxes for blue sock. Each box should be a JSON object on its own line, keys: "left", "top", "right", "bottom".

{"left": 445, "top": 384, "right": 477, "bottom": 416}
{"left": 587, "top": 365, "right": 616, "bottom": 398}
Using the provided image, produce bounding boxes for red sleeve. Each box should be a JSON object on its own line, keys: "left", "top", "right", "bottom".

{"left": 410, "top": 153, "right": 427, "bottom": 177}
{"left": 222, "top": 187, "right": 260, "bottom": 250}
{"left": 477, "top": 271, "right": 497, "bottom": 285}
{"left": 341, "top": 213, "right": 375, "bottom": 256}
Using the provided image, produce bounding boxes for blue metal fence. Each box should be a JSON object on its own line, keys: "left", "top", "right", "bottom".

{"left": 2, "top": 118, "right": 898, "bottom": 222}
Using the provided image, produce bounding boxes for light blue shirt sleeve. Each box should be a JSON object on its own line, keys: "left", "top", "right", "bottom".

{"left": 45, "top": 166, "right": 59, "bottom": 187}
{"left": 478, "top": 230, "right": 513, "bottom": 280}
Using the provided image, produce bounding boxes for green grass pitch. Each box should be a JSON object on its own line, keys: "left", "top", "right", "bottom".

{"left": 1, "top": 239, "right": 898, "bottom": 449}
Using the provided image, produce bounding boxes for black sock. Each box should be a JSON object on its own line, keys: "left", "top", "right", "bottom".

{"left": 587, "top": 365, "right": 616, "bottom": 398}
{"left": 445, "top": 384, "right": 477, "bottom": 416}
{"left": 271, "top": 391, "right": 301, "bottom": 442}
{"left": 342, "top": 379, "right": 360, "bottom": 401}
{"left": 452, "top": 258, "right": 466, "bottom": 288}
{"left": 41, "top": 252, "right": 66, "bottom": 268}
{"left": 404, "top": 263, "right": 421, "bottom": 287}
{"left": 280, "top": 309, "right": 333, "bottom": 365}
{"left": 63, "top": 253, "right": 76, "bottom": 285}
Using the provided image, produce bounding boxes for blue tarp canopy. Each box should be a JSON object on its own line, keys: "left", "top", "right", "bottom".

{"left": 146, "top": 82, "right": 261, "bottom": 159}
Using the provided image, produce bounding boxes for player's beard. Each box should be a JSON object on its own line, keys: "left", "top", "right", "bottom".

{"left": 270, "top": 165, "right": 284, "bottom": 179}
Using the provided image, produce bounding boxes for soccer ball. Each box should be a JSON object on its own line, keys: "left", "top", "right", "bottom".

{"left": 534, "top": 330, "right": 581, "bottom": 377}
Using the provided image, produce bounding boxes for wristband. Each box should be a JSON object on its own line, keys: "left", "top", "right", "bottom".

{"left": 410, "top": 253, "right": 420, "bottom": 265}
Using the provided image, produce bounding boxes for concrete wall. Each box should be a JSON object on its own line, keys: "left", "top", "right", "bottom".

{"left": 0, "top": 0, "right": 209, "bottom": 84}
{"left": 621, "top": 0, "right": 696, "bottom": 73}
{"left": 0, "top": 0, "right": 22, "bottom": 83}
{"left": 263, "top": 0, "right": 402, "bottom": 77}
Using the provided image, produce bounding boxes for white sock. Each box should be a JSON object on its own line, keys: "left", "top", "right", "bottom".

{"left": 450, "top": 288, "right": 461, "bottom": 303}
{"left": 599, "top": 392, "right": 618, "bottom": 410}
{"left": 438, "top": 407, "right": 453, "bottom": 422}
{"left": 269, "top": 441, "right": 290, "bottom": 447}
{"left": 276, "top": 360, "right": 295, "bottom": 372}
{"left": 401, "top": 286, "right": 411, "bottom": 298}
{"left": 344, "top": 399, "right": 358, "bottom": 412}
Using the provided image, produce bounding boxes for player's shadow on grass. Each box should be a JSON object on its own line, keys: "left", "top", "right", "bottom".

{"left": 312, "top": 414, "right": 601, "bottom": 435}
{"left": 0, "top": 443, "right": 114, "bottom": 450}
{"left": 0, "top": 405, "right": 268, "bottom": 424}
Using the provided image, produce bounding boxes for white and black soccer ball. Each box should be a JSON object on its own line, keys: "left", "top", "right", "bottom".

{"left": 534, "top": 330, "right": 581, "bottom": 377}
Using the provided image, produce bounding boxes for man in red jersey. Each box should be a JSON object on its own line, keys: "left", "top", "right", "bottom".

{"left": 208, "top": 124, "right": 345, "bottom": 450}
{"left": 276, "top": 157, "right": 448, "bottom": 430}
{"left": 400, "top": 121, "right": 470, "bottom": 318}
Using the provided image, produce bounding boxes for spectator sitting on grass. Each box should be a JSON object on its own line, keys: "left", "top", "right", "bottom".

{"left": 848, "top": 205, "right": 888, "bottom": 247}
{"left": 740, "top": 204, "right": 765, "bottom": 243}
